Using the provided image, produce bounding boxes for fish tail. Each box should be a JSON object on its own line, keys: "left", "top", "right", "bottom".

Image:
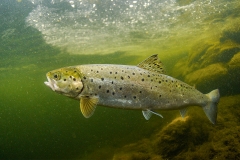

{"left": 203, "top": 89, "right": 220, "bottom": 124}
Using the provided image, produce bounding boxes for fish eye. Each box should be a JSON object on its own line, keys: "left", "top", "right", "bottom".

{"left": 53, "top": 72, "right": 60, "bottom": 80}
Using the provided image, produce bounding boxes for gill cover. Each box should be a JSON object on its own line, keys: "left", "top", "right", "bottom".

{"left": 45, "top": 67, "right": 83, "bottom": 98}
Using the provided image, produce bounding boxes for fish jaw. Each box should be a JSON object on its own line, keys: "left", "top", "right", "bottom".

{"left": 44, "top": 77, "right": 57, "bottom": 91}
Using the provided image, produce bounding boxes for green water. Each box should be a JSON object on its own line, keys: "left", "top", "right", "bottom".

{"left": 1, "top": 0, "right": 240, "bottom": 159}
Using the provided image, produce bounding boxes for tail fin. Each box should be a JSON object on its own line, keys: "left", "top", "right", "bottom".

{"left": 203, "top": 89, "right": 220, "bottom": 124}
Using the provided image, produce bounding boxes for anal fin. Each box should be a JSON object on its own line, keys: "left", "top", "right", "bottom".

{"left": 80, "top": 96, "right": 99, "bottom": 118}
{"left": 179, "top": 108, "right": 187, "bottom": 118}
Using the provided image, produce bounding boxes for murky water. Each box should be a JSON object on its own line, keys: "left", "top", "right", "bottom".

{"left": 1, "top": 0, "right": 240, "bottom": 159}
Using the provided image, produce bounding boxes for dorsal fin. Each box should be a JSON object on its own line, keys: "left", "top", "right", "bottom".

{"left": 137, "top": 54, "right": 165, "bottom": 74}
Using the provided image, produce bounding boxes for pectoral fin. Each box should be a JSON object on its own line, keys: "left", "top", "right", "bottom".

{"left": 80, "top": 96, "right": 99, "bottom": 118}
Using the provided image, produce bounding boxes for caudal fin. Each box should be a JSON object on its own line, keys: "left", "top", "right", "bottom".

{"left": 203, "top": 89, "right": 220, "bottom": 124}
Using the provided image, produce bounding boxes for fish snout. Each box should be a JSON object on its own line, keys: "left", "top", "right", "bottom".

{"left": 44, "top": 77, "right": 55, "bottom": 91}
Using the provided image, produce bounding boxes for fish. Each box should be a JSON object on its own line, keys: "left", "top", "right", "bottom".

{"left": 44, "top": 54, "right": 220, "bottom": 124}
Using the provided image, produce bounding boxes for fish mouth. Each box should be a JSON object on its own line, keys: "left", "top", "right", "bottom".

{"left": 44, "top": 77, "right": 55, "bottom": 91}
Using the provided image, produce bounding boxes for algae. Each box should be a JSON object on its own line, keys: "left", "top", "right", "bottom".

{"left": 228, "top": 52, "right": 240, "bottom": 69}
{"left": 171, "top": 17, "right": 240, "bottom": 95}
{"left": 185, "top": 63, "right": 227, "bottom": 85}
{"left": 113, "top": 95, "right": 240, "bottom": 160}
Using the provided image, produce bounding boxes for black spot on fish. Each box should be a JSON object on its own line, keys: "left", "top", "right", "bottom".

{"left": 112, "top": 92, "right": 115, "bottom": 95}
{"left": 73, "top": 78, "right": 76, "bottom": 81}
{"left": 76, "top": 87, "right": 78, "bottom": 90}
{"left": 83, "top": 76, "right": 86, "bottom": 79}
{"left": 166, "top": 80, "right": 168, "bottom": 82}
{"left": 128, "top": 76, "right": 130, "bottom": 79}
{"left": 110, "top": 72, "right": 112, "bottom": 74}
{"left": 142, "top": 78, "right": 144, "bottom": 81}
{"left": 124, "top": 95, "right": 127, "bottom": 98}
{"left": 122, "top": 70, "right": 124, "bottom": 72}
{"left": 159, "top": 81, "right": 161, "bottom": 84}
{"left": 70, "top": 76, "right": 72, "bottom": 78}
{"left": 139, "top": 91, "right": 142, "bottom": 93}
{"left": 119, "top": 87, "right": 122, "bottom": 90}
{"left": 91, "top": 69, "right": 93, "bottom": 72}
{"left": 99, "top": 86, "right": 101, "bottom": 89}
{"left": 90, "top": 79, "right": 93, "bottom": 82}
{"left": 121, "top": 76, "right": 124, "bottom": 80}
{"left": 107, "top": 90, "right": 109, "bottom": 93}
{"left": 133, "top": 96, "right": 136, "bottom": 99}
{"left": 64, "top": 79, "right": 66, "bottom": 81}
{"left": 112, "top": 81, "right": 114, "bottom": 84}
{"left": 97, "top": 71, "right": 99, "bottom": 73}
{"left": 101, "top": 78, "right": 104, "bottom": 81}
{"left": 148, "top": 75, "right": 150, "bottom": 77}
{"left": 101, "top": 68, "right": 103, "bottom": 70}
{"left": 95, "top": 93, "right": 97, "bottom": 96}
{"left": 115, "top": 72, "right": 118, "bottom": 74}
{"left": 159, "top": 95, "right": 162, "bottom": 97}
{"left": 132, "top": 73, "right": 135, "bottom": 75}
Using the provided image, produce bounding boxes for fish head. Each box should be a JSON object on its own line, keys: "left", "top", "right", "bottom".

{"left": 44, "top": 67, "right": 83, "bottom": 98}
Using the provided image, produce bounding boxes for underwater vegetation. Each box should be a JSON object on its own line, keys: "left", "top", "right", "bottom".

{"left": 113, "top": 95, "right": 240, "bottom": 160}
{"left": 171, "top": 19, "right": 240, "bottom": 96}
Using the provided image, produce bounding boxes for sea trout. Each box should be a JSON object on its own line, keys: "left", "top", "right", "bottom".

{"left": 44, "top": 54, "right": 220, "bottom": 124}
